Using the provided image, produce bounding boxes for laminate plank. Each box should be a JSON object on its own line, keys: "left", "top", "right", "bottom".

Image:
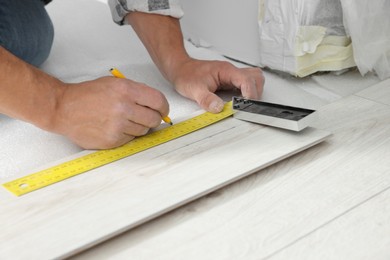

{"left": 1, "top": 1, "right": 385, "bottom": 259}
{"left": 311, "top": 69, "right": 380, "bottom": 98}
{"left": 0, "top": 116, "right": 329, "bottom": 259}
{"left": 268, "top": 187, "right": 390, "bottom": 260}
{"left": 71, "top": 95, "right": 390, "bottom": 260}
{"left": 356, "top": 78, "right": 390, "bottom": 106}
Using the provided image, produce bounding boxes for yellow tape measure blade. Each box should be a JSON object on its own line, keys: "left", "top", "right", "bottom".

{"left": 2, "top": 101, "right": 233, "bottom": 196}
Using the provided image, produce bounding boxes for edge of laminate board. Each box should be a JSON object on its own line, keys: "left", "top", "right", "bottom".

{"left": 0, "top": 119, "right": 331, "bottom": 259}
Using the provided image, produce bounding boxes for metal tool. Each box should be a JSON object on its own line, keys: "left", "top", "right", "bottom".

{"left": 232, "top": 96, "right": 318, "bottom": 131}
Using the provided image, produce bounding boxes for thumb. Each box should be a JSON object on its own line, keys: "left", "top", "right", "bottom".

{"left": 196, "top": 91, "right": 224, "bottom": 113}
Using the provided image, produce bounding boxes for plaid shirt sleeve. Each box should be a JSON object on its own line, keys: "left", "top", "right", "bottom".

{"left": 108, "top": 0, "right": 184, "bottom": 25}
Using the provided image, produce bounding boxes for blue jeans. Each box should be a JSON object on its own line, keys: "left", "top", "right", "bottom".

{"left": 0, "top": 0, "right": 54, "bottom": 67}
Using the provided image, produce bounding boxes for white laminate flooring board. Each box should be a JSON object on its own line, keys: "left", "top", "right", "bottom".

{"left": 71, "top": 95, "right": 390, "bottom": 260}
{"left": 1, "top": 0, "right": 384, "bottom": 259}
{"left": 310, "top": 69, "right": 380, "bottom": 98}
{"left": 356, "top": 78, "right": 390, "bottom": 106}
{"left": 268, "top": 187, "right": 390, "bottom": 260}
{"left": 0, "top": 118, "right": 330, "bottom": 259}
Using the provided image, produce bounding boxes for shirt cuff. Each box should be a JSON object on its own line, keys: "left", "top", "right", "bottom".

{"left": 108, "top": 0, "right": 184, "bottom": 25}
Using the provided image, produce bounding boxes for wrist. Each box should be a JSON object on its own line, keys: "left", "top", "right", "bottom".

{"left": 0, "top": 47, "right": 66, "bottom": 133}
{"left": 28, "top": 73, "right": 67, "bottom": 133}
{"left": 162, "top": 53, "right": 192, "bottom": 84}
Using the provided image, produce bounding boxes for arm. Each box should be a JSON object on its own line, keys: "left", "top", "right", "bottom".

{"left": 0, "top": 47, "right": 63, "bottom": 129}
{"left": 126, "top": 12, "right": 265, "bottom": 113}
{"left": 0, "top": 46, "right": 169, "bottom": 149}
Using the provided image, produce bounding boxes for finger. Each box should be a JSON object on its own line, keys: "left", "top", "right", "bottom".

{"left": 122, "top": 120, "right": 150, "bottom": 137}
{"left": 241, "top": 68, "right": 265, "bottom": 99}
{"left": 72, "top": 128, "right": 137, "bottom": 150}
{"left": 221, "top": 67, "right": 265, "bottom": 100}
{"left": 239, "top": 76, "right": 263, "bottom": 100}
{"left": 123, "top": 81, "right": 170, "bottom": 118}
{"left": 127, "top": 103, "right": 163, "bottom": 128}
{"left": 193, "top": 87, "right": 224, "bottom": 113}
{"left": 94, "top": 120, "right": 149, "bottom": 149}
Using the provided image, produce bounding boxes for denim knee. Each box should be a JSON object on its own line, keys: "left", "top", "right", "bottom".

{"left": 0, "top": 0, "right": 54, "bottom": 67}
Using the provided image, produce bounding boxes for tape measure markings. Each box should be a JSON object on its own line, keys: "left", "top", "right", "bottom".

{"left": 3, "top": 101, "right": 234, "bottom": 196}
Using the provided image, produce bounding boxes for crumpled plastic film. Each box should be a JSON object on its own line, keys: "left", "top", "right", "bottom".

{"left": 258, "top": 0, "right": 356, "bottom": 77}
{"left": 340, "top": 0, "right": 390, "bottom": 80}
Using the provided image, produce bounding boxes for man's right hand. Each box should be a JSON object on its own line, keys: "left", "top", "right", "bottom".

{"left": 51, "top": 77, "right": 170, "bottom": 149}
{"left": 1, "top": 46, "right": 169, "bottom": 149}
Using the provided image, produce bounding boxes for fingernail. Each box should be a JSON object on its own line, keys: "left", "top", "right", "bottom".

{"left": 210, "top": 100, "right": 224, "bottom": 113}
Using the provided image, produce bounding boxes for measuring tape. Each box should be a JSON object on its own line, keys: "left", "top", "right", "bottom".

{"left": 3, "top": 102, "right": 234, "bottom": 196}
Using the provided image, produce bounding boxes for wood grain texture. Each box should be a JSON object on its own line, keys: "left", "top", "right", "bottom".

{"left": 310, "top": 70, "right": 380, "bottom": 99}
{"left": 1, "top": 1, "right": 386, "bottom": 259}
{"left": 356, "top": 78, "right": 390, "bottom": 106}
{"left": 71, "top": 94, "right": 390, "bottom": 260}
{"left": 0, "top": 116, "right": 329, "bottom": 259}
{"left": 269, "top": 187, "right": 390, "bottom": 260}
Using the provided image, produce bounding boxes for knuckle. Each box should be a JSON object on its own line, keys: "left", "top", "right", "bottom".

{"left": 140, "top": 112, "right": 161, "bottom": 129}
{"left": 218, "top": 61, "right": 235, "bottom": 72}
{"left": 151, "top": 90, "right": 166, "bottom": 105}
{"left": 100, "top": 136, "right": 122, "bottom": 149}
{"left": 101, "top": 130, "right": 134, "bottom": 149}
{"left": 149, "top": 116, "right": 162, "bottom": 128}
{"left": 112, "top": 102, "right": 129, "bottom": 117}
{"left": 198, "top": 98, "right": 209, "bottom": 109}
{"left": 104, "top": 122, "right": 125, "bottom": 140}
{"left": 197, "top": 93, "right": 213, "bottom": 110}
{"left": 112, "top": 79, "right": 130, "bottom": 94}
{"left": 133, "top": 126, "right": 150, "bottom": 136}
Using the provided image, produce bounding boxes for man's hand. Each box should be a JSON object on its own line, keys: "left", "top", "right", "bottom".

{"left": 127, "top": 12, "right": 264, "bottom": 114}
{"left": 51, "top": 77, "right": 170, "bottom": 149}
{"left": 171, "top": 58, "right": 264, "bottom": 113}
{"left": 0, "top": 45, "right": 170, "bottom": 150}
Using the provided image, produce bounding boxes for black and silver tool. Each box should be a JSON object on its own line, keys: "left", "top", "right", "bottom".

{"left": 232, "top": 96, "right": 318, "bottom": 131}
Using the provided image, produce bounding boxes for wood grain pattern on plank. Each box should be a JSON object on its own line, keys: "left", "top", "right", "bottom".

{"left": 72, "top": 94, "right": 390, "bottom": 260}
{"left": 268, "top": 187, "right": 390, "bottom": 260}
{"left": 356, "top": 78, "right": 390, "bottom": 106}
{"left": 0, "top": 116, "right": 329, "bottom": 260}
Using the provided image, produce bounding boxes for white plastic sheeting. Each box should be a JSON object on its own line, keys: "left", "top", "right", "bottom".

{"left": 259, "top": 0, "right": 390, "bottom": 78}
{"left": 258, "top": 0, "right": 355, "bottom": 77}
{"left": 181, "top": 0, "right": 390, "bottom": 79}
{"left": 341, "top": 0, "right": 390, "bottom": 80}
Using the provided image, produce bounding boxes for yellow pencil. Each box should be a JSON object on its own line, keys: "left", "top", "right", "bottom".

{"left": 161, "top": 116, "right": 173, "bottom": 125}
{"left": 109, "top": 68, "right": 173, "bottom": 125}
{"left": 109, "top": 67, "right": 126, "bottom": 78}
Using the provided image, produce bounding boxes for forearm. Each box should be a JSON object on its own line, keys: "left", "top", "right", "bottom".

{"left": 0, "top": 46, "right": 64, "bottom": 130}
{"left": 0, "top": 46, "right": 171, "bottom": 149}
{"left": 126, "top": 12, "right": 191, "bottom": 83}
